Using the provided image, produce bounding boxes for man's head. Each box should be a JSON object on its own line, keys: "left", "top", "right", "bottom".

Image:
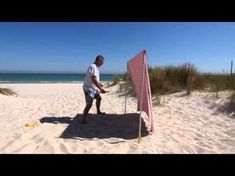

{"left": 94, "top": 55, "right": 104, "bottom": 67}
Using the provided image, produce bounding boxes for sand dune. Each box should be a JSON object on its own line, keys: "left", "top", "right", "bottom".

{"left": 0, "top": 83, "right": 235, "bottom": 153}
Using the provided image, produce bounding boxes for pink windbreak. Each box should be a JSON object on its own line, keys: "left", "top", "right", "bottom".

{"left": 127, "top": 50, "right": 154, "bottom": 133}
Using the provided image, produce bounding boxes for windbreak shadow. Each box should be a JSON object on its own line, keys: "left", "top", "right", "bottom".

{"left": 40, "top": 113, "right": 148, "bottom": 140}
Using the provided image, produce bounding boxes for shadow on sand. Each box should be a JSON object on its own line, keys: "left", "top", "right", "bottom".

{"left": 212, "top": 102, "right": 235, "bottom": 118}
{"left": 39, "top": 113, "right": 148, "bottom": 140}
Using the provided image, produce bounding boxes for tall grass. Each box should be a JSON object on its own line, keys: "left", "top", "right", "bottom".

{"left": 149, "top": 66, "right": 167, "bottom": 95}
{"left": 120, "top": 72, "right": 135, "bottom": 96}
{"left": 120, "top": 62, "right": 235, "bottom": 98}
{"left": 231, "top": 91, "right": 235, "bottom": 103}
{"left": 0, "top": 88, "right": 16, "bottom": 96}
{"left": 112, "top": 74, "right": 121, "bottom": 85}
{"left": 185, "top": 63, "right": 197, "bottom": 95}
{"left": 148, "top": 63, "right": 198, "bottom": 96}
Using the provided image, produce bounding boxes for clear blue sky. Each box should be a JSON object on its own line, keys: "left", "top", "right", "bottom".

{"left": 0, "top": 22, "right": 235, "bottom": 73}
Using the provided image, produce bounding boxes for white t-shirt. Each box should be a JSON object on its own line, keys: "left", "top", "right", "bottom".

{"left": 83, "top": 64, "right": 100, "bottom": 92}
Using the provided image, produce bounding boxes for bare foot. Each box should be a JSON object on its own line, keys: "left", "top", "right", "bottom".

{"left": 97, "top": 112, "right": 106, "bottom": 115}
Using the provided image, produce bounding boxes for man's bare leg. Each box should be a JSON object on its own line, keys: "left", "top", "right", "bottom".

{"left": 96, "top": 96, "right": 101, "bottom": 113}
{"left": 96, "top": 97, "right": 105, "bottom": 115}
{"left": 83, "top": 103, "right": 92, "bottom": 124}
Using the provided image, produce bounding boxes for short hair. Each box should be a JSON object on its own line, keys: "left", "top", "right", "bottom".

{"left": 95, "top": 55, "right": 104, "bottom": 62}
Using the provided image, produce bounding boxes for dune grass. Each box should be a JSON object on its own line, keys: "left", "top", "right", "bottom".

{"left": 112, "top": 74, "right": 121, "bottom": 85}
{"left": 120, "top": 62, "right": 235, "bottom": 99}
{"left": 231, "top": 91, "right": 235, "bottom": 103}
{"left": 116, "top": 62, "right": 235, "bottom": 110}
{"left": 148, "top": 63, "right": 198, "bottom": 96}
{"left": 119, "top": 72, "right": 135, "bottom": 96}
{"left": 0, "top": 88, "right": 17, "bottom": 96}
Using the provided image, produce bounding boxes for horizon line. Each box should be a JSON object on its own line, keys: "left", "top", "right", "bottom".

{"left": 0, "top": 71, "right": 125, "bottom": 74}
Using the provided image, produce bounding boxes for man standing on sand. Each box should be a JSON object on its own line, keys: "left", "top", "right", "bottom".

{"left": 82, "top": 55, "right": 108, "bottom": 124}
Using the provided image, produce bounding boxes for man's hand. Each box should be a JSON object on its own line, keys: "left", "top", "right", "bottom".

{"left": 91, "top": 76, "right": 108, "bottom": 93}
{"left": 100, "top": 88, "right": 107, "bottom": 93}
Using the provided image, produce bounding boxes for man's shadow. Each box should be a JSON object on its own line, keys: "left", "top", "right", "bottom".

{"left": 39, "top": 113, "right": 148, "bottom": 140}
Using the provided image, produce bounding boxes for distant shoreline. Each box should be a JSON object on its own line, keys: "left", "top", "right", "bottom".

{"left": 0, "top": 72, "right": 125, "bottom": 75}
{"left": 0, "top": 73, "right": 120, "bottom": 83}
{"left": 0, "top": 81, "right": 110, "bottom": 84}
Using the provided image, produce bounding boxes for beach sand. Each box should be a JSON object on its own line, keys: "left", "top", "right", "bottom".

{"left": 0, "top": 83, "right": 235, "bottom": 153}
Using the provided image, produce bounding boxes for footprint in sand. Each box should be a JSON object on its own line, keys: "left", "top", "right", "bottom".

{"left": 195, "top": 146, "right": 213, "bottom": 153}
{"left": 181, "top": 145, "right": 197, "bottom": 154}
{"left": 127, "top": 144, "right": 139, "bottom": 153}
{"left": 0, "top": 140, "right": 15, "bottom": 151}
{"left": 13, "top": 144, "right": 29, "bottom": 153}
{"left": 220, "top": 139, "right": 235, "bottom": 147}
{"left": 60, "top": 143, "right": 69, "bottom": 153}
{"left": 34, "top": 140, "right": 55, "bottom": 153}
{"left": 96, "top": 141, "right": 105, "bottom": 147}
{"left": 33, "top": 136, "right": 44, "bottom": 144}
{"left": 13, "top": 133, "right": 22, "bottom": 139}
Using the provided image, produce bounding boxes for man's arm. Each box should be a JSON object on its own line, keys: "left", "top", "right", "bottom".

{"left": 99, "top": 83, "right": 104, "bottom": 87}
{"left": 91, "top": 76, "right": 106, "bottom": 93}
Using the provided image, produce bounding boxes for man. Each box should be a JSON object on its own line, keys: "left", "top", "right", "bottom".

{"left": 82, "top": 55, "right": 108, "bottom": 124}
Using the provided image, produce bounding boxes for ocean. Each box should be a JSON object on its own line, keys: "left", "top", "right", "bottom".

{"left": 0, "top": 73, "right": 122, "bottom": 83}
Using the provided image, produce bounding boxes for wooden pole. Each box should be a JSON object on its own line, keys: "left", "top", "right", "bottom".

{"left": 231, "top": 60, "right": 233, "bottom": 76}
{"left": 138, "top": 52, "right": 146, "bottom": 144}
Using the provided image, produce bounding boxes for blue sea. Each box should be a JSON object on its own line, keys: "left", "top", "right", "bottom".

{"left": 0, "top": 73, "right": 122, "bottom": 83}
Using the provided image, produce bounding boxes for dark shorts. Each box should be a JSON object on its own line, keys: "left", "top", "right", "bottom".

{"left": 83, "top": 89, "right": 101, "bottom": 104}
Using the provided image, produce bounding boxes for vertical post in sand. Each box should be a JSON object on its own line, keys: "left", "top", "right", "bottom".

{"left": 124, "top": 94, "right": 127, "bottom": 114}
{"left": 124, "top": 68, "right": 128, "bottom": 114}
{"left": 231, "top": 60, "right": 233, "bottom": 76}
{"left": 138, "top": 52, "right": 146, "bottom": 144}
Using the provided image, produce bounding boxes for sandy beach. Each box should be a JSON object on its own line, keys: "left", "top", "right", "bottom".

{"left": 0, "top": 83, "right": 235, "bottom": 154}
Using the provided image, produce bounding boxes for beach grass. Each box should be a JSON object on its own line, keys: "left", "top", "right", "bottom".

{"left": 148, "top": 63, "right": 198, "bottom": 96}
{"left": 0, "top": 88, "right": 17, "bottom": 96}
{"left": 112, "top": 74, "right": 121, "bottom": 85}
{"left": 119, "top": 62, "right": 235, "bottom": 98}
